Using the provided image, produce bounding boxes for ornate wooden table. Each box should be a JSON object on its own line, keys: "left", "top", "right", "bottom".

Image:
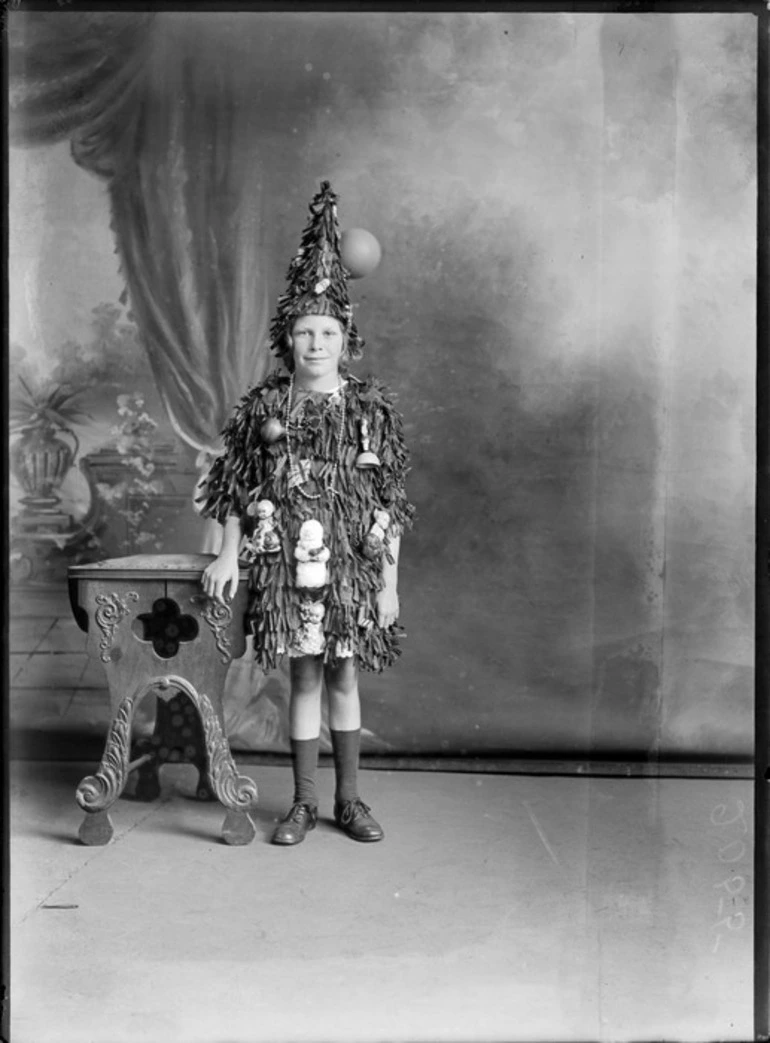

{"left": 68, "top": 554, "right": 258, "bottom": 846}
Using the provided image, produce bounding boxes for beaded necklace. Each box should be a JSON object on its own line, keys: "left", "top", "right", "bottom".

{"left": 284, "top": 373, "right": 348, "bottom": 500}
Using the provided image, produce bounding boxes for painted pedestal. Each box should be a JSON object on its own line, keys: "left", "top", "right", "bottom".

{"left": 68, "top": 554, "right": 258, "bottom": 846}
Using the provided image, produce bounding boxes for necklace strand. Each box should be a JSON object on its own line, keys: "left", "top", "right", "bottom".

{"left": 285, "top": 373, "right": 347, "bottom": 500}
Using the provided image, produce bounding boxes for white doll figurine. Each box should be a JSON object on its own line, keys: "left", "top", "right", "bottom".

{"left": 296, "top": 601, "right": 326, "bottom": 656}
{"left": 362, "top": 509, "right": 391, "bottom": 561}
{"left": 248, "top": 499, "right": 280, "bottom": 554}
{"left": 294, "top": 519, "right": 331, "bottom": 589}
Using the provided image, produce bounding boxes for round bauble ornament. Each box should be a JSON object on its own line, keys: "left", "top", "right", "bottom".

{"left": 260, "top": 418, "right": 286, "bottom": 444}
{"left": 340, "top": 228, "right": 382, "bottom": 279}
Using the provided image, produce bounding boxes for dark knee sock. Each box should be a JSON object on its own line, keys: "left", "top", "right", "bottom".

{"left": 331, "top": 728, "right": 361, "bottom": 804}
{"left": 291, "top": 737, "right": 319, "bottom": 807}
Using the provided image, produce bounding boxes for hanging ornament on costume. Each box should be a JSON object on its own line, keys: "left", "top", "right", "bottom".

{"left": 355, "top": 417, "right": 380, "bottom": 469}
{"left": 246, "top": 499, "right": 281, "bottom": 554}
{"left": 294, "top": 519, "right": 330, "bottom": 589}
{"left": 357, "top": 604, "right": 374, "bottom": 633}
{"left": 238, "top": 537, "right": 258, "bottom": 564}
{"left": 362, "top": 509, "right": 390, "bottom": 559}
{"left": 296, "top": 601, "right": 326, "bottom": 656}
{"left": 260, "top": 417, "right": 286, "bottom": 444}
{"left": 340, "top": 228, "right": 382, "bottom": 279}
{"left": 288, "top": 458, "right": 313, "bottom": 490}
{"left": 362, "top": 510, "right": 391, "bottom": 561}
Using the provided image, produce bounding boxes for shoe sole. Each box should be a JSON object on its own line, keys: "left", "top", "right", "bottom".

{"left": 271, "top": 824, "right": 317, "bottom": 846}
{"left": 335, "top": 826, "right": 385, "bottom": 843}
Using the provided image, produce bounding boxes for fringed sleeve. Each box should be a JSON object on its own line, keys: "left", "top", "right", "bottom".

{"left": 366, "top": 379, "right": 415, "bottom": 538}
{"left": 194, "top": 389, "right": 260, "bottom": 525}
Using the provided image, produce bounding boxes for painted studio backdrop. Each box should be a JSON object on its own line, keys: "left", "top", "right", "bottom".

{"left": 9, "top": 11, "right": 756, "bottom": 761}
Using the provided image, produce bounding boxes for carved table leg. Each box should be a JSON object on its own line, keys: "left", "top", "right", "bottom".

{"left": 77, "top": 672, "right": 257, "bottom": 844}
{"left": 75, "top": 693, "right": 137, "bottom": 845}
{"left": 149, "top": 676, "right": 258, "bottom": 842}
{"left": 197, "top": 690, "right": 258, "bottom": 845}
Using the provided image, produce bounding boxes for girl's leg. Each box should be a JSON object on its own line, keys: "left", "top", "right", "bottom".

{"left": 326, "top": 656, "right": 361, "bottom": 733}
{"left": 272, "top": 655, "right": 323, "bottom": 846}
{"left": 290, "top": 654, "right": 324, "bottom": 740}
{"left": 326, "top": 656, "right": 361, "bottom": 804}
{"left": 325, "top": 657, "right": 383, "bottom": 842}
{"left": 289, "top": 654, "right": 324, "bottom": 804}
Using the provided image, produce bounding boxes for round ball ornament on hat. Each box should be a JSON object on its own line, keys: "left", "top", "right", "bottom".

{"left": 340, "top": 228, "right": 382, "bottom": 279}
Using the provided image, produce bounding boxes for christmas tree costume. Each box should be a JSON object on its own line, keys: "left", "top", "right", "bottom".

{"left": 197, "top": 182, "right": 414, "bottom": 843}
{"left": 198, "top": 371, "right": 412, "bottom": 670}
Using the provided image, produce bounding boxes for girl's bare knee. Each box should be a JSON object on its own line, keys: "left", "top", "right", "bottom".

{"left": 325, "top": 658, "right": 358, "bottom": 695}
{"left": 291, "top": 655, "right": 324, "bottom": 695}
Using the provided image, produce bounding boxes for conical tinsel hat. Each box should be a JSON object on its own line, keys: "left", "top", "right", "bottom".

{"left": 270, "top": 181, "right": 364, "bottom": 362}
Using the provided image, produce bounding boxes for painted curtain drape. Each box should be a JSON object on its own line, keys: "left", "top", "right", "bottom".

{"left": 9, "top": 11, "right": 755, "bottom": 762}
{"left": 9, "top": 11, "right": 272, "bottom": 471}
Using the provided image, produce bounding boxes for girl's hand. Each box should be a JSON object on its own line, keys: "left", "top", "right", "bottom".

{"left": 376, "top": 587, "right": 399, "bottom": 628}
{"left": 201, "top": 554, "right": 240, "bottom": 603}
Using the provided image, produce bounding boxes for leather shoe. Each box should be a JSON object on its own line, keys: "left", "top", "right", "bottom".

{"left": 271, "top": 802, "right": 318, "bottom": 845}
{"left": 334, "top": 798, "right": 384, "bottom": 842}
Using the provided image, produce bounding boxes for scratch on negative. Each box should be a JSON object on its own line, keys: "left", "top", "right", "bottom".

{"left": 16, "top": 798, "right": 172, "bottom": 927}
{"left": 521, "top": 800, "right": 560, "bottom": 866}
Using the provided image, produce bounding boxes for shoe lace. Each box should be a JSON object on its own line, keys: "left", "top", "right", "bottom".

{"left": 339, "top": 799, "right": 371, "bottom": 825}
{"left": 288, "top": 802, "right": 313, "bottom": 822}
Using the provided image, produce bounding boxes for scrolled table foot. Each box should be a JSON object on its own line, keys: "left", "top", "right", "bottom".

{"left": 221, "top": 809, "right": 256, "bottom": 846}
{"left": 198, "top": 693, "right": 259, "bottom": 812}
{"left": 75, "top": 696, "right": 136, "bottom": 814}
{"left": 76, "top": 770, "right": 122, "bottom": 813}
{"left": 78, "top": 810, "right": 114, "bottom": 846}
{"left": 210, "top": 765, "right": 259, "bottom": 811}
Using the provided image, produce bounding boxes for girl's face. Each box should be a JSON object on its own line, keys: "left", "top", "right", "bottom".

{"left": 289, "top": 314, "right": 346, "bottom": 385}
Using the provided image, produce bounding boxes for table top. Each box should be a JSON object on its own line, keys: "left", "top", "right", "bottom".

{"left": 68, "top": 554, "right": 251, "bottom": 582}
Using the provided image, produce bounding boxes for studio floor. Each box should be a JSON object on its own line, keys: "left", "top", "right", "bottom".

{"left": 9, "top": 761, "right": 753, "bottom": 1043}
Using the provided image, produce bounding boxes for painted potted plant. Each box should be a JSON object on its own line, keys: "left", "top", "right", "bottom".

{"left": 10, "top": 376, "right": 90, "bottom": 511}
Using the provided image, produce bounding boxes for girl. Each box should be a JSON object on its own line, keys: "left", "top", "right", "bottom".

{"left": 197, "top": 182, "right": 413, "bottom": 845}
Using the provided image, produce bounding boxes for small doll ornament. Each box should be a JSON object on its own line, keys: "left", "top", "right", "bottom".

{"left": 294, "top": 519, "right": 331, "bottom": 589}
{"left": 362, "top": 509, "right": 391, "bottom": 561}
{"left": 296, "top": 601, "right": 326, "bottom": 656}
{"left": 247, "top": 499, "right": 281, "bottom": 554}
